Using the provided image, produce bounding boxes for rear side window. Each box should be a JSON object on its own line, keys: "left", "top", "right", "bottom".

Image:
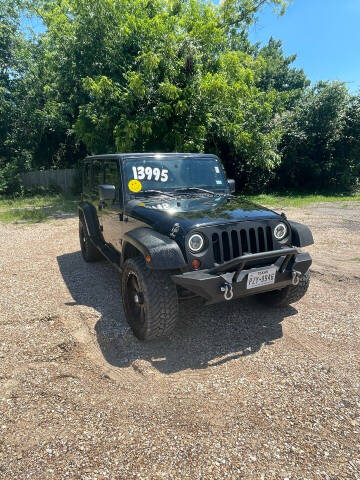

{"left": 104, "top": 161, "right": 119, "bottom": 186}
{"left": 90, "top": 160, "right": 104, "bottom": 195}
{"left": 104, "top": 161, "right": 122, "bottom": 204}
{"left": 83, "top": 162, "right": 91, "bottom": 193}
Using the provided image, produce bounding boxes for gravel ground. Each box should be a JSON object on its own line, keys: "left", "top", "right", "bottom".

{"left": 0, "top": 202, "right": 359, "bottom": 480}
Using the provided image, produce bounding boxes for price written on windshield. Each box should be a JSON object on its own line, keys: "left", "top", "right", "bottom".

{"left": 132, "top": 166, "right": 169, "bottom": 182}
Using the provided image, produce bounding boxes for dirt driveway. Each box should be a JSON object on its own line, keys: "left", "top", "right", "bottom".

{"left": 1, "top": 202, "right": 359, "bottom": 479}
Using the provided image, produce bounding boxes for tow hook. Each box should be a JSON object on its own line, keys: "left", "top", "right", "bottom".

{"left": 221, "top": 283, "right": 234, "bottom": 301}
{"left": 292, "top": 271, "right": 301, "bottom": 286}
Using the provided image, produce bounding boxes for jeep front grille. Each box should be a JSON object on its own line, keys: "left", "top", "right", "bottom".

{"left": 212, "top": 226, "right": 274, "bottom": 264}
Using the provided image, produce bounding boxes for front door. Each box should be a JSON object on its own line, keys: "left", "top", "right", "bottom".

{"left": 100, "top": 160, "right": 124, "bottom": 252}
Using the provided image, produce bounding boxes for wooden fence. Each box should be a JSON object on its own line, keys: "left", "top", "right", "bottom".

{"left": 20, "top": 169, "right": 77, "bottom": 193}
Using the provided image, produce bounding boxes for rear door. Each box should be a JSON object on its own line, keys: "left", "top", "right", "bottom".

{"left": 100, "top": 160, "right": 124, "bottom": 251}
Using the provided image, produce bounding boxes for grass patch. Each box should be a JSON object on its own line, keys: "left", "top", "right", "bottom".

{"left": 247, "top": 193, "right": 360, "bottom": 208}
{"left": 0, "top": 194, "right": 78, "bottom": 224}
{"left": 0, "top": 193, "right": 72, "bottom": 210}
{"left": 0, "top": 209, "right": 48, "bottom": 224}
{"left": 351, "top": 257, "right": 360, "bottom": 262}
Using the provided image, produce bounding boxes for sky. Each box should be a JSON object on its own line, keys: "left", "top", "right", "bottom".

{"left": 248, "top": 0, "right": 360, "bottom": 93}
{"left": 22, "top": 0, "right": 359, "bottom": 93}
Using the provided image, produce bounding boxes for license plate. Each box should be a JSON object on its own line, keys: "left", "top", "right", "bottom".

{"left": 246, "top": 267, "right": 276, "bottom": 289}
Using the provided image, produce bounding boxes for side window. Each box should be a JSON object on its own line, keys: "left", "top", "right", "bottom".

{"left": 104, "top": 161, "right": 122, "bottom": 205}
{"left": 83, "top": 162, "right": 91, "bottom": 193}
{"left": 90, "top": 160, "right": 104, "bottom": 195}
{"left": 104, "top": 161, "right": 118, "bottom": 186}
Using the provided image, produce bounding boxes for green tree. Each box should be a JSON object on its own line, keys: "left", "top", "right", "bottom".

{"left": 333, "top": 94, "right": 360, "bottom": 190}
{"left": 277, "top": 81, "right": 358, "bottom": 191}
{"left": 0, "top": 1, "right": 30, "bottom": 193}
{"left": 255, "top": 37, "right": 309, "bottom": 107}
{"left": 29, "top": 0, "right": 288, "bottom": 189}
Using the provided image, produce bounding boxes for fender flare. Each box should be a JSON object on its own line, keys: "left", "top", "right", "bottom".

{"left": 78, "top": 202, "right": 102, "bottom": 241}
{"left": 122, "top": 227, "right": 187, "bottom": 270}
{"left": 289, "top": 221, "right": 314, "bottom": 247}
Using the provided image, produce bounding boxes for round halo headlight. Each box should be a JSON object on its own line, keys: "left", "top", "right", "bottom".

{"left": 274, "top": 222, "right": 288, "bottom": 240}
{"left": 188, "top": 233, "right": 204, "bottom": 253}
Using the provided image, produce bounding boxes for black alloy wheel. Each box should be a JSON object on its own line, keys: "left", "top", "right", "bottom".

{"left": 121, "top": 256, "right": 178, "bottom": 340}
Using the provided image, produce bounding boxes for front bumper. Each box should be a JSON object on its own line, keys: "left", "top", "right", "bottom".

{"left": 172, "top": 248, "right": 312, "bottom": 304}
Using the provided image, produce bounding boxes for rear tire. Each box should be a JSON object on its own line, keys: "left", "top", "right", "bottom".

{"left": 257, "top": 270, "right": 310, "bottom": 307}
{"left": 122, "top": 256, "right": 178, "bottom": 341}
{"left": 79, "top": 218, "right": 103, "bottom": 262}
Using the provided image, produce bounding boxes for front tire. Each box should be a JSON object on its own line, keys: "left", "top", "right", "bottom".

{"left": 122, "top": 256, "right": 178, "bottom": 341}
{"left": 257, "top": 270, "right": 310, "bottom": 307}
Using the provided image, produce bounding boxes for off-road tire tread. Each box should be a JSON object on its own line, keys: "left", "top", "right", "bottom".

{"left": 122, "top": 256, "right": 178, "bottom": 340}
{"left": 79, "top": 218, "right": 103, "bottom": 262}
{"left": 258, "top": 271, "right": 310, "bottom": 307}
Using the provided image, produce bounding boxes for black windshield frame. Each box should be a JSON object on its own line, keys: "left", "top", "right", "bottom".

{"left": 122, "top": 155, "right": 229, "bottom": 199}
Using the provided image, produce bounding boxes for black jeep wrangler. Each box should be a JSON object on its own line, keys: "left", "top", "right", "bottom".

{"left": 79, "top": 153, "right": 313, "bottom": 340}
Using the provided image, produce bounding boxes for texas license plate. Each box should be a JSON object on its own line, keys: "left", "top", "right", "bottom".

{"left": 246, "top": 267, "right": 276, "bottom": 289}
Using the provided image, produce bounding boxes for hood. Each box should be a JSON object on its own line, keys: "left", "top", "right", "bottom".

{"left": 126, "top": 195, "right": 280, "bottom": 235}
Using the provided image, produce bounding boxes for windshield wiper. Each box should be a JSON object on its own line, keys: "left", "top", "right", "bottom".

{"left": 174, "top": 187, "right": 217, "bottom": 196}
{"left": 139, "top": 190, "right": 174, "bottom": 197}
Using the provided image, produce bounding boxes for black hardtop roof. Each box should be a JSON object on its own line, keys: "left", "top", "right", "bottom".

{"left": 85, "top": 153, "right": 219, "bottom": 162}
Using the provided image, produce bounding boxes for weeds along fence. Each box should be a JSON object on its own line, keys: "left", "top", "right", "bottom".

{"left": 20, "top": 169, "right": 78, "bottom": 193}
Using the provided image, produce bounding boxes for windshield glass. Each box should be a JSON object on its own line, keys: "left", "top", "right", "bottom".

{"left": 123, "top": 156, "right": 228, "bottom": 196}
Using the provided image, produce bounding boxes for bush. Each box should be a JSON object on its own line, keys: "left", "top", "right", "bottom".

{"left": 0, "top": 158, "right": 24, "bottom": 196}
{"left": 22, "top": 183, "right": 62, "bottom": 197}
{"left": 276, "top": 82, "right": 360, "bottom": 193}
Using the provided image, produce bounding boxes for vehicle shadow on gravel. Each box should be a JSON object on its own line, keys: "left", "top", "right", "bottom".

{"left": 57, "top": 251, "right": 298, "bottom": 375}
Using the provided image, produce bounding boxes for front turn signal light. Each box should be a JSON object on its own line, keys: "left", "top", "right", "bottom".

{"left": 191, "top": 259, "right": 201, "bottom": 270}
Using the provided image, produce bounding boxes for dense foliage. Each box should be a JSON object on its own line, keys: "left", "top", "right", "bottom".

{"left": 278, "top": 82, "right": 360, "bottom": 192}
{"left": 0, "top": 0, "right": 359, "bottom": 194}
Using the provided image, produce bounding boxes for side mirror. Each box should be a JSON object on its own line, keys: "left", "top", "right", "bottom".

{"left": 99, "top": 184, "right": 116, "bottom": 202}
{"left": 228, "top": 179, "right": 236, "bottom": 194}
